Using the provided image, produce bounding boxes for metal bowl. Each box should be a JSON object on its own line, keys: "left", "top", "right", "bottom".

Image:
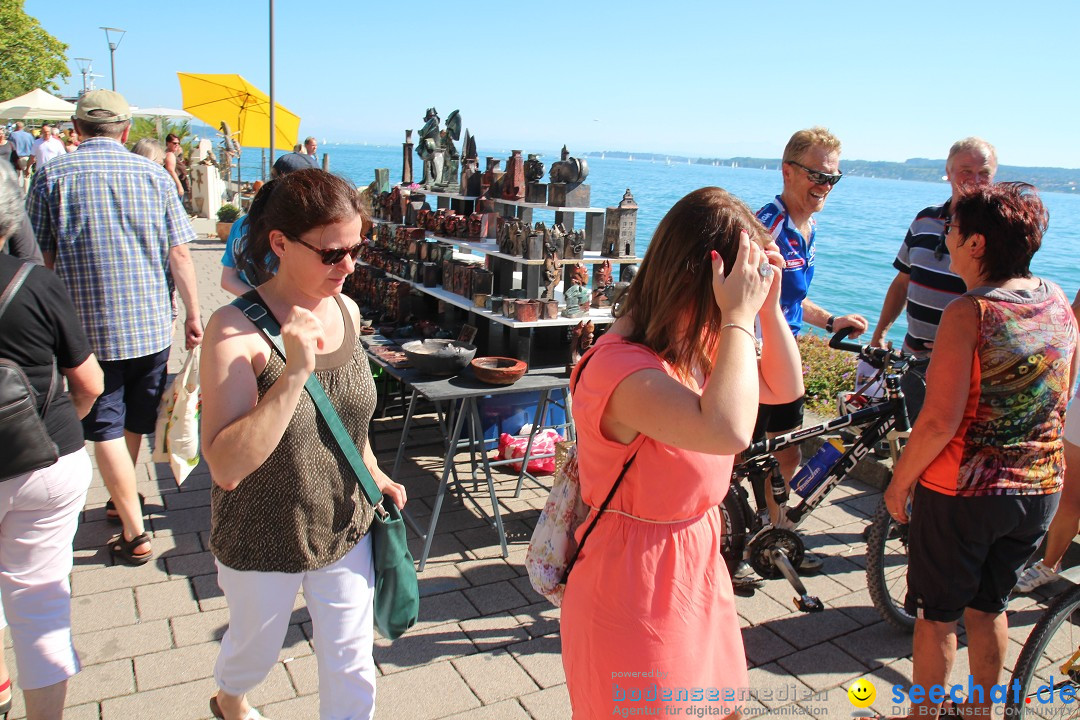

{"left": 470, "top": 356, "right": 528, "bottom": 385}
{"left": 401, "top": 339, "right": 477, "bottom": 376}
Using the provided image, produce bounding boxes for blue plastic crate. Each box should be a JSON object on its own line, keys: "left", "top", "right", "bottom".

{"left": 475, "top": 390, "right": 568, "bottom": 443}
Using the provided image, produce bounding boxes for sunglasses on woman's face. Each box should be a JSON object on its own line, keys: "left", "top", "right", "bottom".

{"left": 786, "top": 160, "right": 843, "bottom": 186}
{"left": 287, "top": 234, "right": 363, "bottom": 265}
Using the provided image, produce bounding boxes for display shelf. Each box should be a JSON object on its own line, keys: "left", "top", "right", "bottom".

{"left": 418, "top": 283, "right": 614, "bottom": 329}
{"left": 424, "top": 233, "right": 640, "bottom": 266}
{"left": 357, "top": 259, "right": 611, "bottom": 329}
{"left": 492, "top": 197, "right": 603, "bottom": 214}
{"left": 366, "top": 231, "right": 640, "bottom": 266}
{"left": 397, "top": 186, "right": 479, "bottom": 201}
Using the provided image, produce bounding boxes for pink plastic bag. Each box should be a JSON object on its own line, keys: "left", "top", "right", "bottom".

{"left": 496, "top": 429, "right": 562, "bottom": 474}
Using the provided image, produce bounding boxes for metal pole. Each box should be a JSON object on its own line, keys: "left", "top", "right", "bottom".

{"left": 100, "top": 28, "right": 125, "bottom": 92}
{"left": 269, "top": 0, "right": 276, "bottom": 169}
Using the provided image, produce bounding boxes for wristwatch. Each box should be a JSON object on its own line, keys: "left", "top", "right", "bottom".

{"left": 826, "top": 315, "right": 836, "bottom": 333}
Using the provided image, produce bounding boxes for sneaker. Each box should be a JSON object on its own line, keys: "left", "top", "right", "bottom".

{"left": 731, "top": 561, "right": 764, "bottom": 593}
{"left": 1014, "top": 561, "right": 1061, "bottom": 593}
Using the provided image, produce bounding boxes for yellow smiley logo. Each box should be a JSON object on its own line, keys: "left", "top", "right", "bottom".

{"left": 848, "top": 679, "right": 876, "bottom": 708}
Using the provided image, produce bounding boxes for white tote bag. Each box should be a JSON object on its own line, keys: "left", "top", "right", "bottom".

{"left": 152, "top": 347, "right": 201, "bottom": 485}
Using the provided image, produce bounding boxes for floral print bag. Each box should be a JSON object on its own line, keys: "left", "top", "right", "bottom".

{"left": 526, "top": 440, "right": 637, "bottom": 606}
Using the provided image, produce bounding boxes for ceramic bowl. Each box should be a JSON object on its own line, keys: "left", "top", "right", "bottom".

{"left": 401, "top": 339, "right": 477, "bottom": 376}
{"left": 471, "top": 356, "right": 528, "bottom": 385}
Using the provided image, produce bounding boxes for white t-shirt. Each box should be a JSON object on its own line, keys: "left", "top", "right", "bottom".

{"left": 31, "top": 137, "right": 65, "bottom": 168}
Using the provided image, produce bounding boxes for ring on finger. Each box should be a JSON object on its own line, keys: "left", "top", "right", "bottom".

{"left": 758, "top": 261, "right": 773, "bottom": 278}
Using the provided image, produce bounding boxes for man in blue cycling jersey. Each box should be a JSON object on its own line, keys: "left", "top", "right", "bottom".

{"left": 753, "top": 127, "right": 868, "bottom": 574}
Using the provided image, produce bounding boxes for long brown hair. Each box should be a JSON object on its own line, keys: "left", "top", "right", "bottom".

{"left": 614, "top": 186, "right": 768, "bottom": 380}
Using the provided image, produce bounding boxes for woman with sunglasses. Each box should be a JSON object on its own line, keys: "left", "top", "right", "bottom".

{"left": 884, "top": 182, "right": 1077, "bottom": 718}
{"left": 747, "top": 127, "right": 868, "bottom": 575}
{"left": 200, "top": 169, "right": 405, "bottom": 720}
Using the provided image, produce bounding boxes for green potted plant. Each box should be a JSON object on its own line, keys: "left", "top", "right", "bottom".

{"left": 216, "top": 203, "right": 241, "bottom": 241}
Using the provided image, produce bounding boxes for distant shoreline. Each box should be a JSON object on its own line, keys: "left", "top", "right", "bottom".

{"left": 582, "top": 151, "right": 1080, "bottom": 194}
{"left": 211, "top": 132, "right": 1080, "bottom": 194}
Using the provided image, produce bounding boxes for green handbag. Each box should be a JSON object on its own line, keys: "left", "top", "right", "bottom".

{"left": 233, "top": 298, "right": 420, "bottom": 640}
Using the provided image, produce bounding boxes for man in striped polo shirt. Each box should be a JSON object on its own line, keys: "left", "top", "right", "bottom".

{"left": 870, "top": 138, "right": 997, "bottom": 417}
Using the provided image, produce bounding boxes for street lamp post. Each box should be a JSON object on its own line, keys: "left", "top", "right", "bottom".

{"left": 99, "top": 27, "right": 126, "bottom": 91}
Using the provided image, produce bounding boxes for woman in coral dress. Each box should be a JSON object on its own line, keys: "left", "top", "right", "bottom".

{"left": 561, "top": 187, "right": 804, "bottom": 717}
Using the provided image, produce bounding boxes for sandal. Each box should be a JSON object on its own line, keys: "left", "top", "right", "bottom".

{"left": 108, "top": 532, "right": 153, "bottom": 566}
{"left": 105, "top": 492, "right": 146, "bottom": 526}
{"left": 210, "top": 695, "right": 270, "bottom": 720}
{"left": 0, "top": 677, "right": 11, "bottom": 718}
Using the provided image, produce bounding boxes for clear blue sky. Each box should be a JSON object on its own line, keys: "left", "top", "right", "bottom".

{"left": 22, "top": 0, "right": 1080, "bottom": 167}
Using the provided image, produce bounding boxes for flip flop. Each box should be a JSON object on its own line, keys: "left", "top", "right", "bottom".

{"left": 210, "top": 696, "right": 270, "bottom": 720}
{"left": 105, "top": 492, "right": 146, "bottom": 525}
{"left": 108, "top": 532, "right": 153, "bottom": 566}
{"left": 0, "top": 677, "right": 11, "bottom": 717}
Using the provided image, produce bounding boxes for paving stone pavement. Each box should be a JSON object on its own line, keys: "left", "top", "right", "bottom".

{"left": 17, "top": 218, "right": 1070, "bottom": 719}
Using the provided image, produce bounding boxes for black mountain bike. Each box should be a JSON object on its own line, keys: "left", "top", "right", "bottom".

{"left": 721, "top": 330, "right": 921, "bottom": 628}
{"left": 1005, "top": 578, "right": 1080, "bottom": 719}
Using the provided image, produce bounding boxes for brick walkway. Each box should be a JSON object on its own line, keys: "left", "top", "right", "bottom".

{"left": 14, "top": 220, "right": 1067, "bottom": 719}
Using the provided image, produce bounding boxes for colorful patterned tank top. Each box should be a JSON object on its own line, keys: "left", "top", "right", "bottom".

{"left": 921, "top": 281, "right": 1077, "bottom": 497}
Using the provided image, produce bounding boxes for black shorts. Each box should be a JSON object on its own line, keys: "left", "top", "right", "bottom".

{"left": 753, "top": 396, "right": 805, "bottom": 441}
{"left": 905, "top": 484, "right": 1058, "bottom": 622}
{"left": 82, "top": 347, "right": 171, "bottom": 442}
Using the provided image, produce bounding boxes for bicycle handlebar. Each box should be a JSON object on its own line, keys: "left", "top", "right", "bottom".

{"left": 827, "top": 329, "right": 913, "bottom": 367}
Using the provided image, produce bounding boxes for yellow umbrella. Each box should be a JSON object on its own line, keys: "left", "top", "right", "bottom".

{"left": 177, "top": 73, "right": 300, "bottom": 151}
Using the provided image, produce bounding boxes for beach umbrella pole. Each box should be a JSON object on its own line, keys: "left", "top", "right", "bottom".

{"left": 269, "top": 0, "right": 276, "bottom": 179}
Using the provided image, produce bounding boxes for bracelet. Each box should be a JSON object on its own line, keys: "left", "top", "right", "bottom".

{"left": 720, "top": 323, "right": 762, "bottom": 357}
{"left": 826, "top": 315, "right": 836, "bottom": 333}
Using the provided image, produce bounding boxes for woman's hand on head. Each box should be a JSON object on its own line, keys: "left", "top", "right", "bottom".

{"left": 712, "top": 229, "right": 772, "bottom": 325}
{"left": 281, "top": 307, "right": 325, "bottom": 379}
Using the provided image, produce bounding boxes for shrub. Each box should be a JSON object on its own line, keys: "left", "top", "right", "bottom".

{"left": 796, "top": 332, "right": 857, "bottom": 418}
{"left": 217, "top": 203, "right": 241, "bottom": 223}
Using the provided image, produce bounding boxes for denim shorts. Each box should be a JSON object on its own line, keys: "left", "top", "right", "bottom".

{"left": 905, "top": 483, "right": 1058, "bottom": 622}
{"left": 82, "top": 346, "right": 170, "bottom": 442}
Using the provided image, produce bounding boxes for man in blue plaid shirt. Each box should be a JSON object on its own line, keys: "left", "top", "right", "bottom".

{"left": 27, "top": 89, "right": 202, "bottom": 567}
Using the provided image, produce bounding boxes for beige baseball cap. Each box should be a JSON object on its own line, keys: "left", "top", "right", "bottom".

{"left": 75, "top": 89, "right": 131, "bottom": 123}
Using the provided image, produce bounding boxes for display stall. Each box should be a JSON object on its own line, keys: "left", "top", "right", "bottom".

{"left": 346, "top": 109, "right": 643, "bottom": 559}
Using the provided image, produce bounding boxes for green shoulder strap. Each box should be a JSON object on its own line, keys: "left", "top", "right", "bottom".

{"left": 230, "top": 297, "right": 386, "bottom": 510}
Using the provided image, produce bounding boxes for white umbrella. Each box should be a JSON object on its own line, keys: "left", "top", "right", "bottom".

{"left": 131, "top": 106, "right": 194, "bottom": 120}
{"left": 0, "top": 89, "right": 77, "bottom": 121}
{"left": 130, "top": 107, "right": 195, "bottom": 139}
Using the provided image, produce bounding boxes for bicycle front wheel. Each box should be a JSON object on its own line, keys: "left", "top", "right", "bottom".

{"left": 720, "top": 484, "right": 748, "bottom": 577}
{"left": 866, "top": 496, "right": 916, "bottom": 632}
{"left": 1006, "top": 583, "right": 1080, "bottom": 720}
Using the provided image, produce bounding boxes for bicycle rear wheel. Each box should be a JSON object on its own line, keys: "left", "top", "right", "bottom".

{"left": 1005, "top": 583, "right": 1080, "bottom": 720}
{"left": 720, "top": 484, "right": 748, "bottom": 577}
{"left": 866, "top": 495, "right": 916, "bottom": 632}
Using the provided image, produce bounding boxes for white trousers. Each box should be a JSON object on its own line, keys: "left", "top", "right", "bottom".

{"left": 214, "top": 535, "right": 376, "bottom": 720}
{"left": 0, "top": 448, "right": 91, "bottom": 689}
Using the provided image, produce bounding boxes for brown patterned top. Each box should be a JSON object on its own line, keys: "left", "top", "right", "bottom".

{"left": 210, "top": 294, "right": 377, "bottom": 572}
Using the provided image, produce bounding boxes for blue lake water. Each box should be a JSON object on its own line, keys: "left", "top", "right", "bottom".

{"left": 236, "top": 145, "right": 1080, "bottom": 346}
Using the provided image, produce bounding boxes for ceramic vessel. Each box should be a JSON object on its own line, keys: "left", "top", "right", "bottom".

{"left": 401, "top": 339, "right": 477, "bottom": 376}
{"left": 471, "top": 357, "right": 528, "bottom": 385}
{"left": 515, "top": 299, "right": 539, "bottom": 323}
